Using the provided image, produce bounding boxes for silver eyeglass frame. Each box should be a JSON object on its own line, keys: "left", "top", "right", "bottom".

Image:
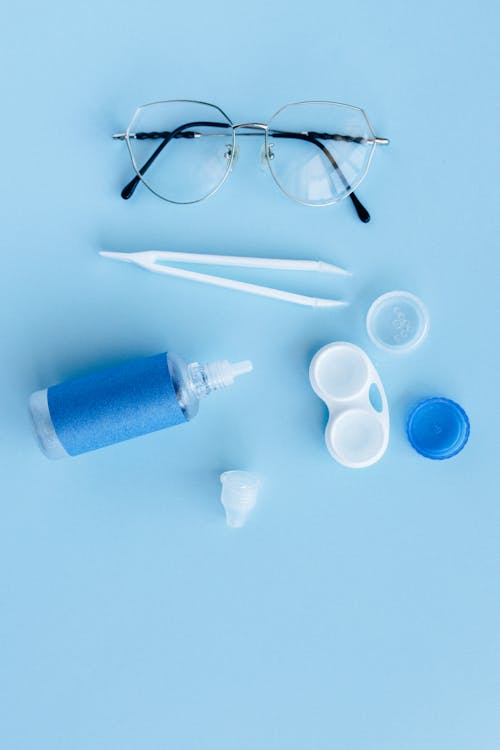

{"left": 114, "top": 99, "right": 389, "bottom": 208}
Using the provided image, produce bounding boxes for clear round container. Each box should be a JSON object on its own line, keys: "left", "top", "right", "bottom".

{"left": 366, "top": 291, "right": 429, "bottom": 353}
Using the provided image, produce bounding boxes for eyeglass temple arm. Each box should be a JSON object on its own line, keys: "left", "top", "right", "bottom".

{"left": 120, "top": 121, "right": 231, "bottom": 200}
{"left": 303, "top": 132, "right": 389, "bottom": 146}
{"left": 269, "top": 131, "right": 370, "bottom": 223}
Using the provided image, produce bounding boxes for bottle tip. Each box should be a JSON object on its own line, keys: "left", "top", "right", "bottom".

{"left": 203, "top": 359, "right": 253, "bottom": 390}
{"left": 231, "top": 360, "right": 253, "bottom": 378}
{"left": 220, "top": 471, "right": 260, "bottom": 528}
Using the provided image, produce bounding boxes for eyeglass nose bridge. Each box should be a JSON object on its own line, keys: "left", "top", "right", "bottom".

{"left": 232, "top": 123, "right": 271, "bottom": 171}
{"left": 232, "top": 122, "right": 269, "bottom": 131}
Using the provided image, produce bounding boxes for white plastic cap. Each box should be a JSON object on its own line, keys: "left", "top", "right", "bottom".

{"left": 205, "top": 360, "right": 253, "bottom": 390}
{"left": 220, "top": 471, "right": 261, "bottom": 528}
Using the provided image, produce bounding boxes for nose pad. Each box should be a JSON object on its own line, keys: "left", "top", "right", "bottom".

{"left": 259, "top": 142, "right": 275, "bottom": 171}
{"left": 224, "top": 143, "right": 239, "bottom": 167}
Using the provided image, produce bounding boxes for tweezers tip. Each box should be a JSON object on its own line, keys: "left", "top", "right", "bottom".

{"left": 315, "top": 299, "right": 348, "bottom": 309}
{"left": 318, "top": 261, "right": 351, "bottom": 276}
{"left": 99, "top": 251, "right": 133, "bottom": 263}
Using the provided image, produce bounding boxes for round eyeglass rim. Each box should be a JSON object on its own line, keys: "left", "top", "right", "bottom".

{"left": 124, "top": 99, "right": 236, "bottom": 205}
{"left": 264, "top": 100, "right": 377, "bottom": 207}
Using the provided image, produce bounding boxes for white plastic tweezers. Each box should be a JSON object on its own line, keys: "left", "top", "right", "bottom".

{"left": 99, "top": 250, "right": 349, "bottom": 308}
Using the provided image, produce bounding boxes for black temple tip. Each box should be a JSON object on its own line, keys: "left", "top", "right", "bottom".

{"left": 350, "top": 192, "right": 371, "bottom": 223}
{"left": 121, "top": 175, "right": 140, "bottom": 200}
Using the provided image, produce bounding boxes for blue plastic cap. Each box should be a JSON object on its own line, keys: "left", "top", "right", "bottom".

{"left": 406, "top": 397, "right": 470, "bottom": 460}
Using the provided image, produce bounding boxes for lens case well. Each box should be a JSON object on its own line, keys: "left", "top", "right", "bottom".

{"left": 309, "top": 342, "right": 389, "bottom": 468}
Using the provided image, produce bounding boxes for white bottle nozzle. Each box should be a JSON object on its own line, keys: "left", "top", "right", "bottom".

{"left": 229, "top": 359, "right": 253, "bottom": 378}
{"left": 220, "top": 471, "right": 261, "bottom": 528}
{"left": 204, "top": 359, "right": 253, "bottom": 390}
{"left": 186, "top": 357, "right": 253, "bottom": 400}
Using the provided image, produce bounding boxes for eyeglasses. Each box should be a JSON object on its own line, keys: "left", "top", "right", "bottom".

{"left": 113, "top": 100, "right": 389, "bottom": 223}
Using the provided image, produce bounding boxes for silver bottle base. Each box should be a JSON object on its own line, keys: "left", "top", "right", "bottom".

{"left": 29, "top": 389, "right": 68, "bottom": 460}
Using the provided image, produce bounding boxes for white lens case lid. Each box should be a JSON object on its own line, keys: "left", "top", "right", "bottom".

{"left": 309, "top": 342, "right": 389, "bottom": 468}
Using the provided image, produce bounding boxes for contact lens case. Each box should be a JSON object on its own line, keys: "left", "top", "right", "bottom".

{"left": 309, "top": 342, "right": 389, "bottom": 468}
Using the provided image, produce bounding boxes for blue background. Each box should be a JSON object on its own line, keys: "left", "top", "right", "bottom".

{"left": 1, "top": 1, "right": 499, "bottom": 748}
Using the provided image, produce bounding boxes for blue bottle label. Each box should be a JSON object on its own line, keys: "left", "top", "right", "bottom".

{"left": 47, "top": 353, "right": 186, "bottom": 456}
